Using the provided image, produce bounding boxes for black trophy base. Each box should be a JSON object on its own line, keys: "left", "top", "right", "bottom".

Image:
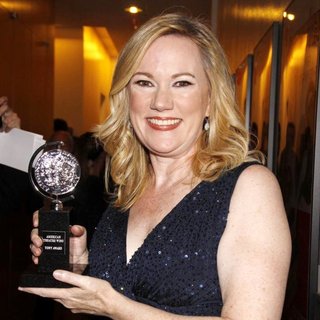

{"left": 20, "top": 263, "right": 88, "bottom": 288}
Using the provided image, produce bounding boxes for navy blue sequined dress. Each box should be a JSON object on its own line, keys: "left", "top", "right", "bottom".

{"left": 89, "top": 162, "right": 254, "bottom": 317}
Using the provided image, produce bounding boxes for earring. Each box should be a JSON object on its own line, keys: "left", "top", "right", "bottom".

{"left": 203, "top": 117, "right": 210, "bottom": 131}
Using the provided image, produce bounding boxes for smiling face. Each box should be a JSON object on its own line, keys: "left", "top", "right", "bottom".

{"left": 127, "top": 34, "right": 210, "bottom": 159}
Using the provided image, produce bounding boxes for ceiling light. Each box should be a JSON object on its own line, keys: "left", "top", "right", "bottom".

{"left": 125, "top": 5, "right": 142, "bottom": 14}
{"left": 287, "top": 13, "right": 295, "bottom": 21}
{"left": 283, "top": 11, "right": 295, "bottom": 21}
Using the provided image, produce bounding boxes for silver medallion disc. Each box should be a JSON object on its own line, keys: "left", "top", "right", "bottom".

{"left": 33, "top": 149, "right": 81, "bottom": 196}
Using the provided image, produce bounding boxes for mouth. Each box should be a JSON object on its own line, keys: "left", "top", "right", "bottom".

{"left": 146, "top": 117, "right": 182, "bottom": 130}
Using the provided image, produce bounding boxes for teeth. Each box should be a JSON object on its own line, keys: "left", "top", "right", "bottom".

{"left": 148, "top": 118, "right": 180, "bottom": 126}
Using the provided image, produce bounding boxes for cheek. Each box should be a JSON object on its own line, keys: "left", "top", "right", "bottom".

{"left": 128, "top": 91, "right": 138, "bottom": 111}
{"left": 187, "top": 95, "right": 209, "bottom": 117}
{"left": 198, "top": 91, "right": 210, "bottom": 117}
{"left": 129, "top": 90, "right": 149, "bottom": 113}
{"left": 128, "top": 94, "right": 145, "bottom": 130}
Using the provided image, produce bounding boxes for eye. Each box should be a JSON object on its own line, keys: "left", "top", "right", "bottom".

{"left": 174, "top": 80, "right": 193, "bottom": 87}
{"left": 134, "top": 80, "right": 153, "bottom": 87}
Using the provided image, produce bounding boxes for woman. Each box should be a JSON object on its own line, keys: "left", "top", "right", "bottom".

{"left": 21, "top": 13, "right": 291, "bottom": 319}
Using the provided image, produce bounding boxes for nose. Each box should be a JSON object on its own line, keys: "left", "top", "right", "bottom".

{"left": 150, "top": 86, "right": 173, "bottom": 111}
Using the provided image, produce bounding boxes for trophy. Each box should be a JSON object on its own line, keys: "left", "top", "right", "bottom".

{"left": 20, "top": 141, "right": 82, "bottom": 288}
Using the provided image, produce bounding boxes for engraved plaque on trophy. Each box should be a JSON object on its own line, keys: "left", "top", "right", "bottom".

{"left": 20, "top": 141, "right": 81, "bottom": 288}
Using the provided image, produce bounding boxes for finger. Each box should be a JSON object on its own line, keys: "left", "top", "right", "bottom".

{"left": 33, "top": 211, "right": 39, "bottom": 228}
{"left": 0, "top": 105, "right": 8, "bottom": 117}
{"left": 72, "top": 263, "right": 88, "bottom": 275}
{"left": 53, "top": 270, "right": 89, "bottom": 288}
{"left": 30, "top": 243, "right": 42, "bottom": 257}
{"left": 70, "top": 309, "right": 94, "bottom": 314}
{"left": 0, "top": 106, "right": 9, "bottom": 122}
{"left": 32, "top": 255, "right": 39, "bottom": 265}
{"left": 3, "top": 112, "right": 21, "bottom": 131}
{"left": 18, "top": 286, "right": 68, "bottom": 299}
{"left": 54, "top": 298, "right": 62, "bottom": 304}
{"left": 70, "top": 225, "right": 86, "bottom": 237}
{"left": 0, "top": 97, "right": 8, "bottom": 113}
{"left": 30, "top": 228, "right": 42, "bottom": 247}
{"left": 0, "top": 96, "right": 8, "bottom": 105}
{"left": 4, "top": 122, "right": 19, "bottom": 132}
{"left": 1, "top": 108, "right": 12, "bottom": 117}
{"left": 1, "top": 107, "right": 11, "bottom": 120}
{"left": 70, "top": 309, "right": 82, "bottom": 314}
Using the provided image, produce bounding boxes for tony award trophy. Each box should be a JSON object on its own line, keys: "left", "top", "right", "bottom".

{"left": 20, "top": 141, "right": 82, "bottom": 288}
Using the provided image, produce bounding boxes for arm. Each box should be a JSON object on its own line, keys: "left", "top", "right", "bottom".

{"left": 217, "top": 164, "right": 291, "bottom": 320}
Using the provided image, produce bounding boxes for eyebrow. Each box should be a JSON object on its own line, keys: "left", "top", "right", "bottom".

{"left": 172, "top": 72, "right": 195, "bottom": 79}
{"left": 132, "top": 72, "right": 196, "bottom": 79}
{"left": 132, "top": 72, "right": 152, "bottom": 78}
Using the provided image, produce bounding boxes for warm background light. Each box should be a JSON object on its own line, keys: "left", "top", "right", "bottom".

{"left": 54, "top": 27, "right": 117, "bottom": 135}
{"left": 283, "top": 11, "right": 295, "bottom": 20}
{"left": 287, "top": 13, "right": 295, "bottom": 21}
{"left": 125, "top": 6, "right": 142, "bottom": 14}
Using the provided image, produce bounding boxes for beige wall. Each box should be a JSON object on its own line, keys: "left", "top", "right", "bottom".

{"left": 83, "top": 27, "right": 116, "bottom": 133}
{"left": 54, "top": 27, "right": 84, "bottom": 136}
{"left": 54, "top": 26, "right": 117, "bottom": 136}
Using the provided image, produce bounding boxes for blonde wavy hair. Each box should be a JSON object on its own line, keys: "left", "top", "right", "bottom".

{"left": 96, "top": 13, "right": 263, "bottom": 211}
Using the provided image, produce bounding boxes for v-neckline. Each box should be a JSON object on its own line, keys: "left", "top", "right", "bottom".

{"left": 124, "top": 180, "right": 204, "bottom": 266}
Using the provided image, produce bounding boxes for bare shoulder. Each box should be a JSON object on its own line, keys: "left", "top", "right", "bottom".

{"left": 230, "top": 164, "right": 284, "bottom": 214}
{"left": 236, "top": 163, "right": 280, "bottom": 193}
{"left": 217, "top": 164, "right": 292, "bottom": 319}
{"left": 225, "top": 163, "right": 290, "bottom": 249}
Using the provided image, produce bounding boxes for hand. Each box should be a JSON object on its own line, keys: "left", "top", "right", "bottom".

{"left": 19, "top": 271, "right": 118, "bottom": 316}
{"left": 30, "top": 211, "right": 89, "bottom": 265}
{"left": 0, "top": 96, "right": 21, "bottom": 132}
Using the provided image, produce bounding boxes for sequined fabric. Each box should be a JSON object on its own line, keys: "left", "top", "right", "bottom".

{"left": 89, "top": 162, "right": 255, "bottom": 316}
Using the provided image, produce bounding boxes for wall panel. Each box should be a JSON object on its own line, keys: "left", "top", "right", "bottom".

{"left": 0, "top": 5, "right": 14, "bottom": 99}
{"left": 0, "top": 0, "right": 54, "bottom": 138}
{"left": 217, "top": 0, "right": 291, "bottom": 73}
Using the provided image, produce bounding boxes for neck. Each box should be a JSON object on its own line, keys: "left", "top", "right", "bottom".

{"left": 148, "top": 154, "right": 196, "bottom": 190}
